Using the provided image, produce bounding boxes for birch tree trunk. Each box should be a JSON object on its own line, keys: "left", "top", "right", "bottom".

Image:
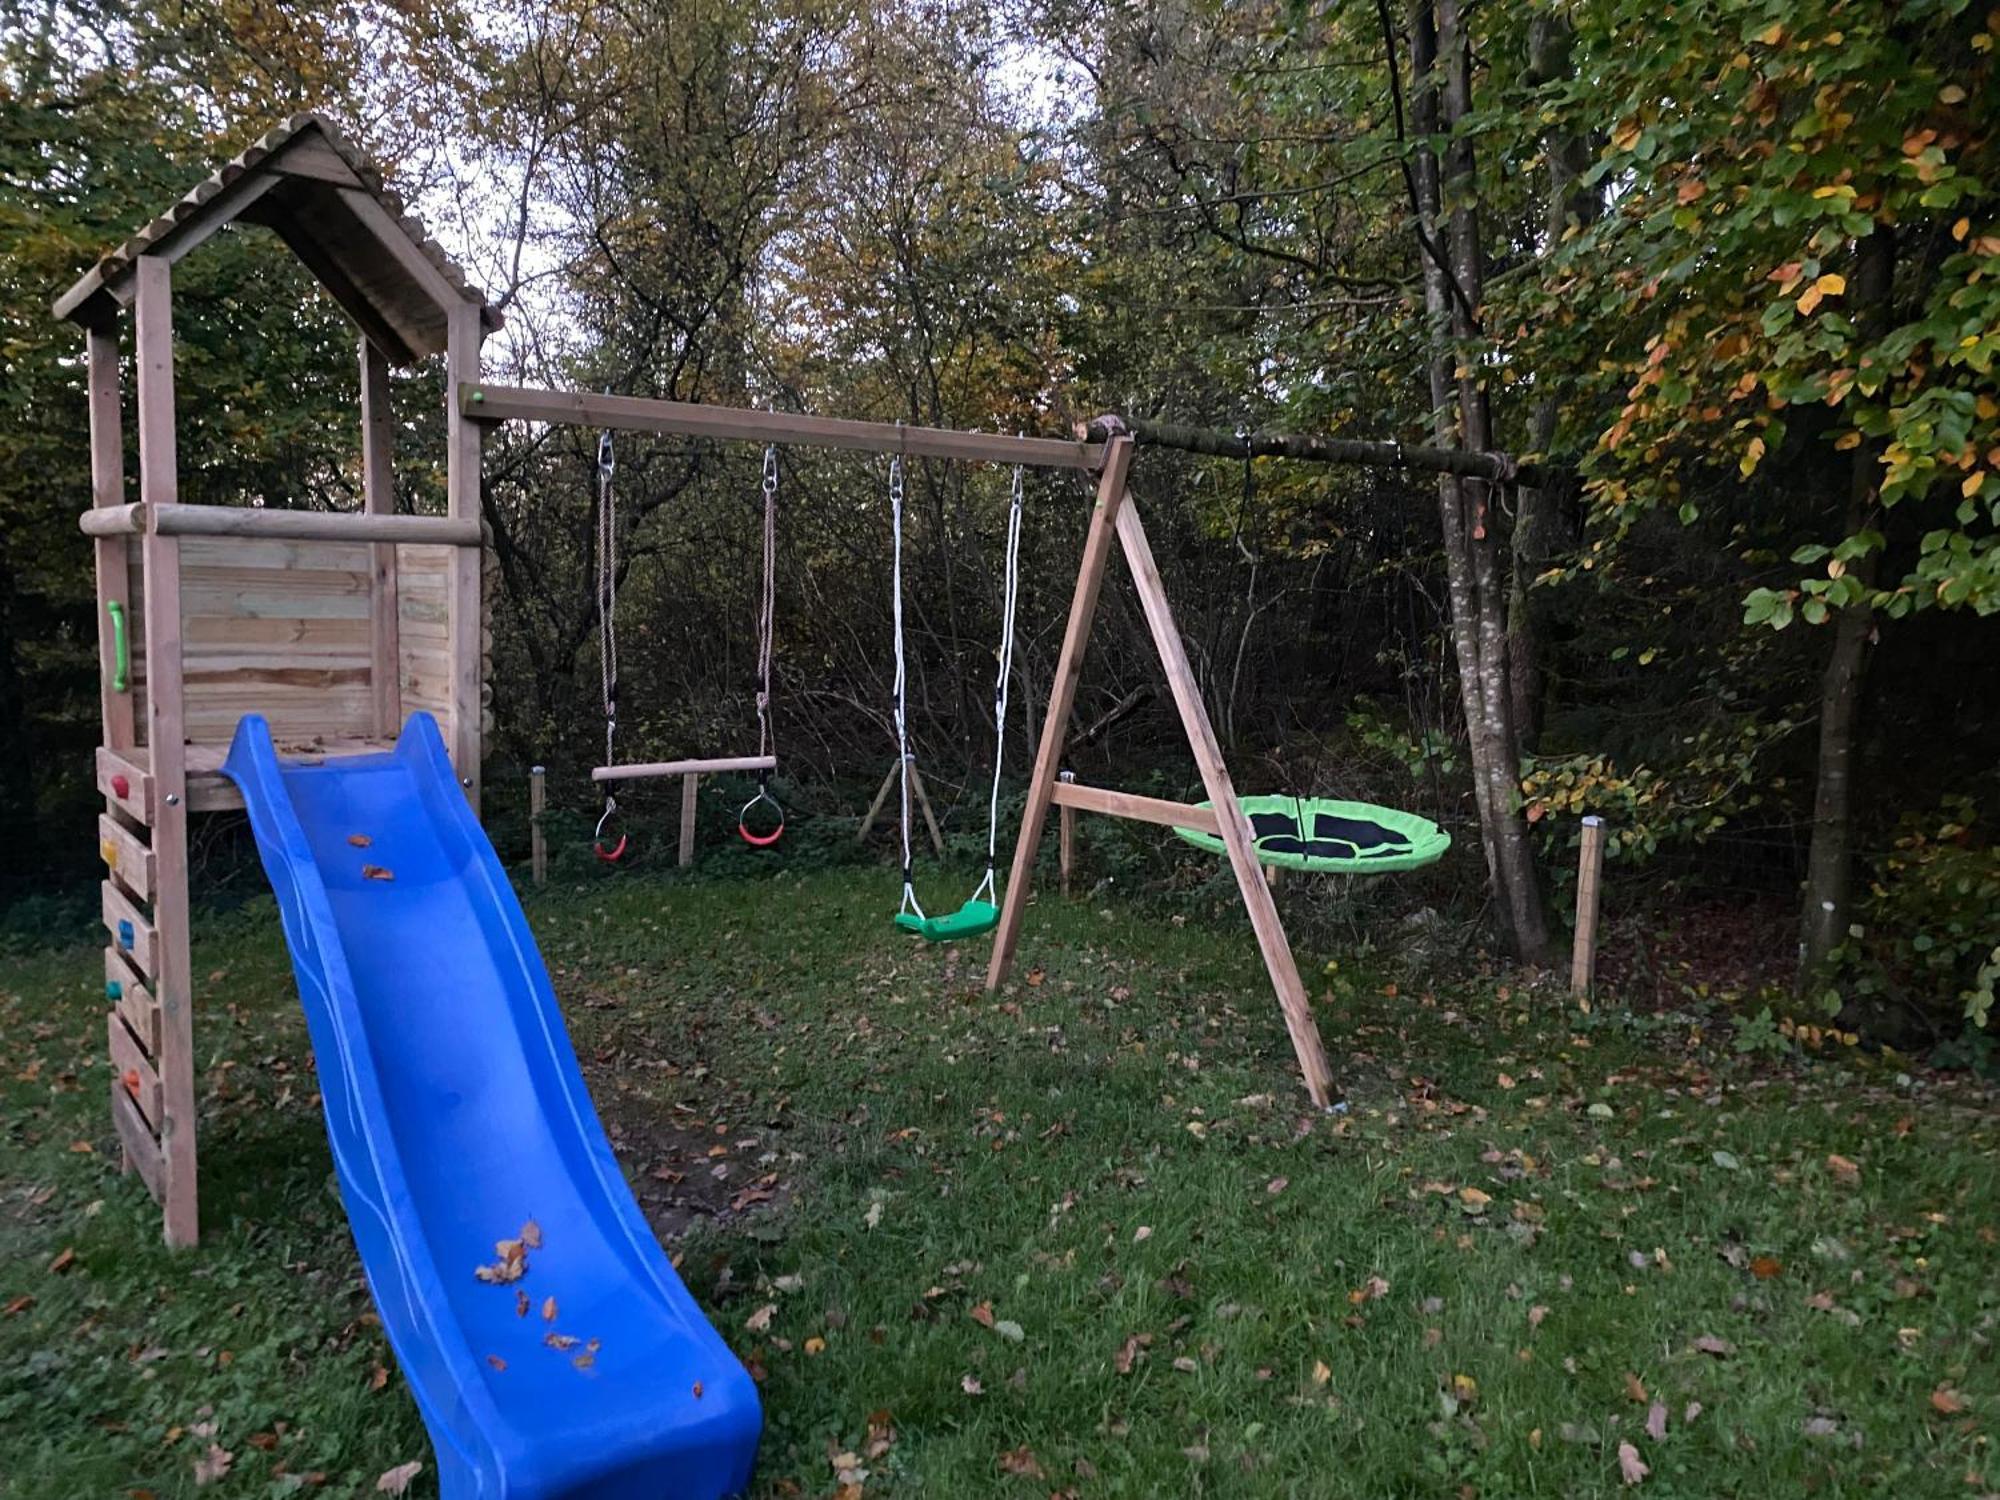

{"left": 1408, "top": 0, "right": 1553, "bottom": 965}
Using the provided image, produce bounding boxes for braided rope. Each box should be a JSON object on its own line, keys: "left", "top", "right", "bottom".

{"left": 756, "top": 445, "right": 778, "bottom": 764}
{"left": 596, "top": 430, "right": 619, "bottom": 822}
{"left": 973, "top": 465, "right": 1025, "bottom": 906}
{"left": 889, "top": 449, "right": 923, "bottom": 919}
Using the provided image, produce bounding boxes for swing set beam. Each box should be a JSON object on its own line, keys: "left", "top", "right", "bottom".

{"left": 461, "top": 384, "right": 1106, "bottom": 471}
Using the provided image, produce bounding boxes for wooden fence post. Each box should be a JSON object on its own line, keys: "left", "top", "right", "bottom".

{"left": 1057, "top": 770, "right": 1076, "bottom": 896}
{"left": 1571, "top": 815, "right": 1606, "bottom": 1001}
{"left": 529, "top": 766, "right": 546, "bottom": 886}
{"left": 679, "top": 772, "right": 699, "bottom": 867}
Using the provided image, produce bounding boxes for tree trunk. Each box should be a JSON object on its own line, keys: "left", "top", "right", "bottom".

{"left": 1801, "top": 226, "right": 1896, "bottom": 988}
{"left": 1408, "top": 0, "right": 1554, "bottom": 965}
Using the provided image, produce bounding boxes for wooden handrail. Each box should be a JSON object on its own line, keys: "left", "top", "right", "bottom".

{"left": 76, "top": 502, "right": 482, "bottom": 546}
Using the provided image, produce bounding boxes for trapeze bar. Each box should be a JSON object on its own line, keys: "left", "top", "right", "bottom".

{"left": 592, "top": 755, "right": 778, "bottom": 783}
{"left": 459, "top": 383, "right": 1107, "bottom": 471}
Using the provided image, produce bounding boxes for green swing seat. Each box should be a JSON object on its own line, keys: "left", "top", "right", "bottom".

{"left": 894, "top": 898, "right": 1000, "bottom": 942}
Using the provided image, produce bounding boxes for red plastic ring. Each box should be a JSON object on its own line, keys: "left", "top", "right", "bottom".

{"left": 595, "top": 835, "right": 629, "bottom": 863}
{"left": 738, "top": 819, "right": 784, "bottom": 848}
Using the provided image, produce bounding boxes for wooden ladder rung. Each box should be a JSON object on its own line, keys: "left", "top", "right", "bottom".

{"left": 104, "top": 948, "right": 161, "bottom": 1055}
{"left": 101, "top": 881, "right": 157, "bottom": 977}
{"left": 97, "top": 746, "right": 154, "bottom": 825}
{"left": 110, "top": 1081, "right": 165, "bottom": 1204}
{"left": 107, "top": 1012, "right": 163, "bottom": 1131}
{"left": 97, "top": 814, "right": 156, "bottom": 903}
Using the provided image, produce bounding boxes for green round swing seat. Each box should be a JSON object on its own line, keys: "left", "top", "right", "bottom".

{"left": 1173, "top": 795, "right": 1450, "bottom": 874}
{"left": 895, "top": 898, "right": 1001, "bottom": 942}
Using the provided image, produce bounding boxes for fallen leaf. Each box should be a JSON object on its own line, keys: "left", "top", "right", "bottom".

{"left": 993, "top": 1319, "right": 1025, "bottom": 1343}
{"left": 864, "top": 1199, "right": 884, "bottom": 1230}
{"left": 521, "top": 1219, "right": 543, "bottom": 1249}
{"left": 997, "top": 1445, "right": 1044, "bottom": 1479}
{"left": 1691, "top": 1334, "right": 1735, "bottom": 1357}
{"left": 1528, "top": 1304, "right": 1550, "bottom": 1328}
{"left": 1458, "top": 1186, "right": 1492, "bottom": 1213}
{"left": 1645, "top": 1401, "right": 1668, "bottom": 1441}
{"left": 572, "top": 1351, "right": 596, "bottom": 1371}
{"left": 4, "top": 1295, "right": 32, "bottom": 1317}
{"left": 1931, "top": 1384, "right": 1968, "bottom": 1415}
{"left": 361, "top": 865, "right": 394, "bottom": 881}
{"left": 515, "top": 1290, "right": 529, "bottom": 1318}
{"left": 542, "top": 1297, "right": 558, "bottom": 1323}
{"left": 1312, "top": 1360, "right": 1333, "bottom": 1387}
{"left": 1133, "top": 1225, "right": 1153, "bottom": 1243}
{"left": 969, "top": 1302, "right": 996, "bottom": 1328}
{"left": 193, "top": 1445, "right": 233, "bottom": 1486}
{"left": 1749, "top": 1256, "right": 1782, "bottom": 1280}
{"left": 347, "top": 834, "right": 373, "bottom": 847}
{"left": 1266, "top": 1177, "right": 1289, "bottom": 1196}
{"left": 744, "top": 1303, "right": 776, "bottom": 1333}
{"left": 48, "top": 1247, "right": 76, "bottom": 1274}
{"left": 692, "top": 1380, "right": 704, "bottom": 1399}
{"left": 1617, "top": 1440, "right": 1649, "bottom": 1485}
{"left": 961, "top": 1374, "right": 984, "bottom": 1395}
{"left": 803, "top": 1336, "right": 826, "bottom": 1356}
{"left": 1826, "top": 1153, "right": 1860, "bottom": 1186}
{"left": 1623, "top": 1371, "right": 1648, "bottom": 1403}
{"left": 1172, "top": 1355, "right": 1197, "bottom": 1373}
{"left": 544, "top": 1333, "right": 579, "bottom": 1350}
{"left": 486, "top": 1354, "right": 506, "bottom": 1371}
{"left": 1451, "top": 1373, "right": 1479, "bottom": 1404}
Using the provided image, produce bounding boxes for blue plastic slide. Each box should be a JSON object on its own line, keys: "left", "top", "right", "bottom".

{"left": 224, "top": 713, "right": 760, "bottom": 1499}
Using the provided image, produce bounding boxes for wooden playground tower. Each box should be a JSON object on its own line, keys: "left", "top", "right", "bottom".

{"left": 58, "top": 116, "right": 495, "bottom": 1245}
{"left": 64, "top": 116, "right": 1334, "bottom": 1249}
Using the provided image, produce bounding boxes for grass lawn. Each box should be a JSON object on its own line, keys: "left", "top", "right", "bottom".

{"left": 2, "top": 863, "right": 1996, "bottom": 1497}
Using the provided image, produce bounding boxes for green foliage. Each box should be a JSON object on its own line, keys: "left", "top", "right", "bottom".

{"left": 1829, "top": 797, "right": 2000, "bottom": 1033}
{"left": 1521, "top": 716, "right": 1790, "bottom": 863}
{"left": 1544, "top": 0, "right": 2000, "bottom": 622}
{"left": 1345, "top": 698, "right": 1458, "bottom": 782}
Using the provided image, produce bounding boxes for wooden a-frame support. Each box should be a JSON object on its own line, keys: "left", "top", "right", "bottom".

{"left": 986, "top": 437, "right": 1336, "bottom": 1107}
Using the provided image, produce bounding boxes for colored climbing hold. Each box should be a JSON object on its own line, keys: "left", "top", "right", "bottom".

{"left": 106, "top": 980, "right": 123, "bottom": 1000}
{"left": 100, "top": 838, "right": 118, "bottom": 870}
{"left": 111, "top": 774, "right": 130, "bottom": 799}
{"left": 117, "top": 920, "right": 134, "bottom": 951}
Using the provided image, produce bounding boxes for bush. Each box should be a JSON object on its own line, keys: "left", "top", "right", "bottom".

{"left": 1830, "top": 797, "right": 2000, "bottom": 1043}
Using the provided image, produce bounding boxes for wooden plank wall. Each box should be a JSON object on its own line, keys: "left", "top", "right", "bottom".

{"left": 398, "top": 543, "right": 454, "bottom": 726}
{"left": 120, "top": 534, "right": 461, "bottom": 749}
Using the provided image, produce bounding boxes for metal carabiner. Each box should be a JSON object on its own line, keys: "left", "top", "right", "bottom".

{"left": 598, "top": 428, "right": 616, "bottom": 479}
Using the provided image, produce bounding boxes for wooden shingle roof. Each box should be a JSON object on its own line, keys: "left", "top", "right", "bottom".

{"left": 53, "top": 113, "right": 499, "bottom": 363}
